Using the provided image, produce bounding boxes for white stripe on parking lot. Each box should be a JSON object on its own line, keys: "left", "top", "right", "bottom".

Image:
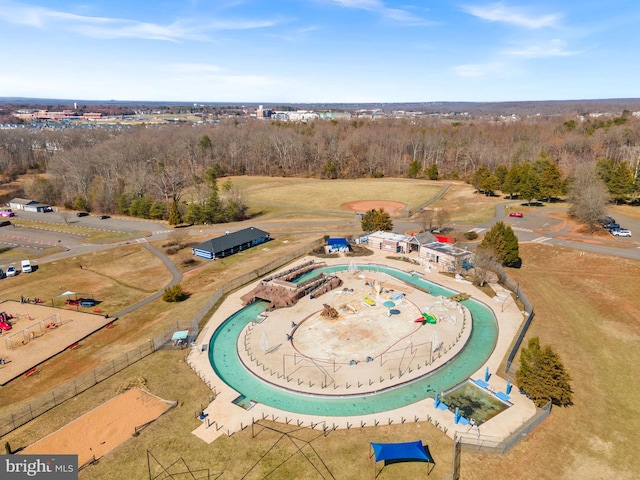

{"left": 531, "top": 237, "right": 551, "bottom": 243}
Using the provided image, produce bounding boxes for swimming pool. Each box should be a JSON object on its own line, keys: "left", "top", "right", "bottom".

{"left": 441, "top": 380, "right": 510, "bottom": 425}
{"left": 208, "top": 264, "right": 498, "bottom": 417}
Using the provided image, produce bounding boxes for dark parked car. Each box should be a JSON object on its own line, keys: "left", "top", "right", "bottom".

{"left": 600, "top": 216, "right": 615, "bottom": 227}
{"left": 99, "top": 215, "right": 110, "bottom": 220}
{"left": 603, "top": 222, "right": 620, "bottom": 231}
{"left": 76, "top": 212, "right": 89, "bottom": 217}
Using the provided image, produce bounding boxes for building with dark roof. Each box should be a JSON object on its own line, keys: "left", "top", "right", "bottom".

{"left": 191, "top": 227, "right": 271, "bottom": 260}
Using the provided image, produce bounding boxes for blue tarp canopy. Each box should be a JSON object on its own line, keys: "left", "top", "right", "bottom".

{"left": 371, "top": 440, "right": 433, "bottom": 463}
{"left": 327, "top": 237, "right": 348, "bottom": 246}
{"left": 171, "top": 330, "right": 189, "bottom": 341}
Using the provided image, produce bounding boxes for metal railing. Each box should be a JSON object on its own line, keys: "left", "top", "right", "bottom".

{"left": 494, "top": 264, "right": 535, "bottom": 373}
{"left": 454, "top": 400, "right": 551, "bottom": 454}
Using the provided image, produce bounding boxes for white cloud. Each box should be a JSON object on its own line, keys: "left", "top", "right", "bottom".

{"left": 453, "top": 62, "right": 504, "bottom": 77}
{"left": 331, "top": 0, "right": 428, "bottom": 24}
{"left": 332, "top": 0, "right": 382, "bottom": 10}
{"left": 168, "top": 63, "right": 223, "bottom": 73}
{"left": 502, "top": 39, "right": 579, "bottom": 58}
{"left": 383, "top": 8, "right": 430, "bottom": 24}
{"left": 463, "top": 2, "right": 560, "bottom": 29}
{"left": 0, "top": 0, "right": 281, "bottom": 41}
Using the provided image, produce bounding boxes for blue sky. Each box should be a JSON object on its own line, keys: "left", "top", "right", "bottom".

{"left": 0, "top": 0, "right": 637, "bottom": 103}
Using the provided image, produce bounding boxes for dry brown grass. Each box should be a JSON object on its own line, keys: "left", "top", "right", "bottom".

{"left": 430, "top": 181, "right": 503, "bottom": 224}
{"left": 2, "top": 179, "right": 638, "bottom": 479}
{"left": 0, "top": 245, "right": 169, "bottom": 313}
{"left": 0, "top": 234, "right": 320, "bottom": 414}
{"left": 460, "top": 244, "right": 640, "bottom": 480}
{"left": 14, "top": 240, "right": 637, "bottom": 480}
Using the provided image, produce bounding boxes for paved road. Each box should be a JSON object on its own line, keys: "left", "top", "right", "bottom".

{"left": 4, "top": 197, "right": 640, "bottom": 274}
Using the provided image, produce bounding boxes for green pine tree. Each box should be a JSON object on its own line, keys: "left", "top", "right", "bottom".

{"left": 408, "top": 160, "right": 422, "bottom": 178}
{"left": 516, "top": 337, "right": 573, "bottom": 407}
{"left": 361, "top": 208, "right": 393, "bottom": 232}
{"left": 608, "top": 162, "right": 634, "bottom": 204}
{"left": 519, "top": 165, "right": 540, "bottom": 205}
{"left": 502, "top": 164, "right": 522, "bottom": 199}
{"left": 204, "top": 168, "right": 222, "bottom": 223}
{"left": 480, "top": 174, "right": 500, "bottom": 196}
{"left": 425, "top": 163, "right": 439, "bottom": 180}
{"left": 502, "top": 224, "right": 520, "bottom": 267}
{"left": 479, "top": 221, "right": 520, "bottom": 267}
{"left": 494, "top": 164, "right": 508, "bottom": 189}
{"left": 539, "top": 161, "right": 564, "bottom": 202}
{"left": 168, "top": 199, "right": 182, "bottom": 226}
{"left": 471, "top": 165, "right": 491, "bottom": 193}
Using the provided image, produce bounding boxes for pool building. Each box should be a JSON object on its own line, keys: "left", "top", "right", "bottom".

{"left": 192, "top": 227, "right": 270, "bottom": 260}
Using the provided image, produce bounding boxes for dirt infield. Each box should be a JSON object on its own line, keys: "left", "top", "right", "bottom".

{"left": 342, "top": 200, "right": 407, "bottom": 217}
{"left": 21, "top": 388, "right": 176, "bottom": 467}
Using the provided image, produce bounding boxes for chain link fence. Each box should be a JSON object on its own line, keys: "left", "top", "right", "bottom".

{"left": 494, "top": 264, "right": 535, "bottom": 374}
{"left": 0, "top": 237, "right": 324, "bottom": 438}
{"left": 447, "top": 400, "right": 552, "bottom": 479}
{"left": 454, "top": 400, "right": 551, "bottom": 454}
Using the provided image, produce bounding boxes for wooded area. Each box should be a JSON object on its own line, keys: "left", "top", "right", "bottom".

{"left": 1, "top": 111, "right": 639, "bottom": 221}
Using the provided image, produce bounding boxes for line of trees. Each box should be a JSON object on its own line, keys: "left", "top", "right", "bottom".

{"left": 1, "top": 111, "right": 640, "bottom": 223}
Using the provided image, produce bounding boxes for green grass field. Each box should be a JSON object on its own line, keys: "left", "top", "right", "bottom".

{"left": 229, "top": 176, "right": 445, "bottom": 217}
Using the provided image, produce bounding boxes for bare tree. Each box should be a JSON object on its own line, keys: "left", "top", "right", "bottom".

{"left": 420, "top": 209, "right": 435, "bottom": 231}
{"left": 59, "top": 211, "right": 71, "bottom": 225}
{"left": 166, "top": 229, "right": 190, "bottom": 249}
{"left": 568, "top": 163, "right": 609, "bottom": 233}
{"left": 434, "top": 208, "right": 452, "bottom": 231}
{"left": 472, "top": 247, "right": 500, "bottom": 287}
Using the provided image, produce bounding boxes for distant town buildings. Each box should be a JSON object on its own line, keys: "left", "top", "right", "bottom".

{"left": 14, "top": 109, "right": 103, "bottom": 121}
{"left": 4, "top": 100, "right": 640, "bottom": 129}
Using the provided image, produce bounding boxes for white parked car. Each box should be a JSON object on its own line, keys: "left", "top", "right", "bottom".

{"left": 6, "top": 266, "right": 16, "bottom": 277}
{"left": 611, "top": 228, "right": 632, "bottom": 237}
{"left": 21, "top": 260, "right": 32, "bottom": 273}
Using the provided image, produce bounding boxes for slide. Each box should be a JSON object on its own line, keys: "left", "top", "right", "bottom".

{"left": 423, "top": 313, "right": 437, "bottom": 324}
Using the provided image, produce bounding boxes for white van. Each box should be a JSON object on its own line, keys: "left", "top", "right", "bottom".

{"left": 21, "top": 260, "right": 32, "bottom": 273}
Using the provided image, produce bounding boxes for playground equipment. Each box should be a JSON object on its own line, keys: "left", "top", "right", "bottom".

{"left": 0, "top": 312, "right": 13, "bottom": 331}
{"left": 414, "top": 312, "right": 437, "bottom": 325}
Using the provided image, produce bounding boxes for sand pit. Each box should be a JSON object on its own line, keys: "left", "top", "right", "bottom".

{"left": 21, "top": 388, "right": 176, "bottom": 467}
{"left": 342, "top": 200, "right": 407, "bottom": 217}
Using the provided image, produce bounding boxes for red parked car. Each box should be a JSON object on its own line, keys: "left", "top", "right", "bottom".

{"left": 509, "top": 212, "right": 524, "bottom": 218}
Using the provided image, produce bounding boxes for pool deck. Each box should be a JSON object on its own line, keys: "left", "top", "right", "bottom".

{"left": 188, "top": 251, "right": 537, "bottom": 444}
